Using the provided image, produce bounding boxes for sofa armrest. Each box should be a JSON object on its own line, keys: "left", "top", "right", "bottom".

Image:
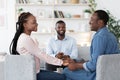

{"left": 4, "top": 55, "right": 36, "bottom": 80}
{"left": 96, "top": 54, "right": 120, "bottom": 80}
{"left": 0, "top": 60, "right": 5, "bottom": 80}
{"left": 0, "top": 52, "right": 7, "bottom": 80}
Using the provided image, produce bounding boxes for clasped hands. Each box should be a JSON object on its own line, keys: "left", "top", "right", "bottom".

{"left": 55, "top": 52, "right": 74, "bottom": 65}
{"left": 55, "top": 52, "right": 84, "bottom": 71}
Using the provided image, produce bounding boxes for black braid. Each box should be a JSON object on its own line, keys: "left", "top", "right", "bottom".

{"left": 9, "top": 12, "right": 32, "bottom": 55}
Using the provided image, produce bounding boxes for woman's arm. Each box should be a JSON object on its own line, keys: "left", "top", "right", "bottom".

{"left": 18, "top": 36, "right": 64, "bottom": 66}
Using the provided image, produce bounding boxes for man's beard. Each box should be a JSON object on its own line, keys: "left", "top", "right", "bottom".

{"left": 57, "top": 31, "right": 65, "bottom": 36}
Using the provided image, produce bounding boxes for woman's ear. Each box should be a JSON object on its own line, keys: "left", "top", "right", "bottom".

{"left": 23, "top": 23, "right": 27, "bottom": 28}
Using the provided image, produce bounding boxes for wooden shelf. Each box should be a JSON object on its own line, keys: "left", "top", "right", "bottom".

{"left": 31, "top": 32, "right": 55, "bottom": 35}
{"left": 16, "top": 3, "right": 54, "bottom": 6}
{"left": 54, "top": 3, "right": 89, "bottom": 6}
{"left": 54, "top": 18, "right": 89, "bottom": 20}
{"left": 16, "top": 0, "right": 91, "bottom": 35}
{"left": 37, "top": 18, "right": 89, "bottom": 20}
{"left": 31, "top": 31, "right": 91, "bottom": 35}
{"left": 16, "top": 3, "right": 89, "bottom": 6}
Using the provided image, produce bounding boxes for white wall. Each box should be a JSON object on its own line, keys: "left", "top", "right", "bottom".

{"left": 96, "top": 0, "right": 120, "bottom": 19}
{"left": 0, "top": 0, "right": 15, "bottom": 53}
{"left": 0, "top": 0, "right": 120, "bottom": 53}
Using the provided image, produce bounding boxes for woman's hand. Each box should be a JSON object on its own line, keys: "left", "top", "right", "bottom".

{"left": 62, "top": 59, "right": 69, "bottom": 66}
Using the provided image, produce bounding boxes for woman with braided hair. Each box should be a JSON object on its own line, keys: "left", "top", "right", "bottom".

{"left": 9, "top": 12, "right": 67, "bottom": 80}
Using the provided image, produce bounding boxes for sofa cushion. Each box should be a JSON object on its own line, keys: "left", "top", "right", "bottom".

{"left": 96, "top": 54, "right": 120, "bottom": 80}
{"left": 78, "top": 46, "right": 90, "bottom": 61}
{"left": 4, "top": 55, "right": 36, "bottom": 80}
{"left": 0, "top": 60, "right": 4, "bottom": 80}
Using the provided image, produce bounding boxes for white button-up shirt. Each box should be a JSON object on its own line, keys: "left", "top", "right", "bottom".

{"left": 46, "top": 35, "right": 78, "bottom": 59}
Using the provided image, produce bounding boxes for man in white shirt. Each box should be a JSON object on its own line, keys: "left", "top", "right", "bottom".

{"left": 46, "top": 20, "right": 78, "bottom": 71}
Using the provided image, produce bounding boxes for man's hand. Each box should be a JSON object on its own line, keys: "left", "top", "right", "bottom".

{"left": 68, "top": 62, "right": 84, "bottom": 71}
{"left": 68, "top": 62, "right": 78, "bottom": 71}
{"left": 55, "top": 52, "right": 64, "bottom": 59}
{"left": 64, "top": 57, "right": 75, "bottom": 63}
{"left": 62, "top": 58, "right": 75, "bottom": 66}
{"left": 62, "top": 55, "right": 70, "bottom": 60}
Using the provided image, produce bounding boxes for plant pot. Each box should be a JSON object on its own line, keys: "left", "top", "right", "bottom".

{"left": 84, "top": 13, "right": 90, "bottom": 19}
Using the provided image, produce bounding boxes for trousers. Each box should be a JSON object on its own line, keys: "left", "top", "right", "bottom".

{"left": 37, "top": 70, "right": 66, "bottom": 80}
{"left": 63, "top": 68, "right": 95, "bottom": 80}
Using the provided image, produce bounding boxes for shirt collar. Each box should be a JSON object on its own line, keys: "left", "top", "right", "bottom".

{"left": 95, "top": 26, "right": 107, "bottom": 34}
{"left": 55, "top": 35, "right": 68, "bottom": 41}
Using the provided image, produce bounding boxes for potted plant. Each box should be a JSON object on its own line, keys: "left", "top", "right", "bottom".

{"left": 107, "top": 10, "right": 120, "bottom": 47}
{"left": 84, "top": 9, "right": 91, "bottom": 13}
{"left": 83, "top": 0, "right": 96, "bottom": 18}
{"left": 84, "top": 9, "right": 91, "bottom": 18}
{"left": 88, "top": 0, "right": 97, "bottom": 14}
{"left": 17, "top": 8, "right": 24, "bottom": 15}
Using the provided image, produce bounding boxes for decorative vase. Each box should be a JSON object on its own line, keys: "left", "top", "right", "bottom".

{"left": 84, "top": 13, "right": 90, "bottom": 19}
{"left": 71, "top": 0, "right": 79, "bottom": 4}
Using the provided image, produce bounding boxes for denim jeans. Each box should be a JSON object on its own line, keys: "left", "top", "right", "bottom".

{"left": 37, "top": 70, "right": 66, "bottom": 80}
{"left": 45, "top": 63, "right": 66, "bottom": 71}
{"left": 63, "top": 68, "right": 96, "bottom": 80}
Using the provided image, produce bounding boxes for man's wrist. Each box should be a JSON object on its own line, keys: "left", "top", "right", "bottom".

{"left": 76, "top": 62, "right": 84, "bottom": 69}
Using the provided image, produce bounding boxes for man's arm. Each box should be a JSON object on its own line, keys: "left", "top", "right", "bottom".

{"left": 85, "top": 36, "right": 107, "bottom": 72}
{"left": 67, "top": 61, "right": 85, "bottom": 71}
{"left": 68, "top": 36, "right": 107, "bottom": 71}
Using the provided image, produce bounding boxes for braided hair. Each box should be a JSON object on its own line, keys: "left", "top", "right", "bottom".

{"left": 9, "top": 12, "right": 33, "bottom": 55}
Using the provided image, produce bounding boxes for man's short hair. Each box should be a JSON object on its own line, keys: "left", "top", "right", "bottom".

{"left": 55, "top": 20, "right": 66, "bottom": 27}
{"left": 94, "top": 10, "right": 109, "bottom": 25}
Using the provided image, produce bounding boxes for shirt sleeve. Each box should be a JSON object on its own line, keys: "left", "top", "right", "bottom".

{"left": 86, "top": 36, "right": 107, "bottom": 72}
{"left": 83, "top": 63, "right": 90, "bottom": 72}
{"left": 18, "top": 36, "right": 63, "bottom": 66}
{"left": 46, "top": 39, "right": 56, "bottom": 57}
{"left": 70, "top": 39, "right": 78, "bottom": 59}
